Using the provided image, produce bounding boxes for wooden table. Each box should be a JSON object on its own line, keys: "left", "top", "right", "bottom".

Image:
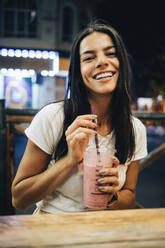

{"left": 0, "top": 208, "right": 165, "bottom": 247}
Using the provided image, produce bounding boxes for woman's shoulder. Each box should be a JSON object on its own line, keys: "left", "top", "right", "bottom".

{"left": 131, "top": 115, "right": 147, "bottom": 138}
{"left": 25, "top": 101, "right": 64, "bottom": 155}
{"left": 130, "top": 116, "right": 148, "bottom": 160}
{"left": 39, "top": 100, "right": 64, "bottom": 114}
{"left": 36, "top": 101, "right": 64, "bottom": 121}
{"left": 131, "top": 115, "right": 145, "bottom": 129}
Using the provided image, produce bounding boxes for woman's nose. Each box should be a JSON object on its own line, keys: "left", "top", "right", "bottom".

{"left": 96, "top": 54, "right": 108, "bottom": 68}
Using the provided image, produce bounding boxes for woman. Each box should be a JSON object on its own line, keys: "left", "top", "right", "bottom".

{"left": 12, "top": 21, "right": 147, "bottom": 213}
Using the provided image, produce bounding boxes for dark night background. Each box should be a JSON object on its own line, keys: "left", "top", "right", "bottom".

{"left": 93, "top": 0, "right": 165, "bottom": 98}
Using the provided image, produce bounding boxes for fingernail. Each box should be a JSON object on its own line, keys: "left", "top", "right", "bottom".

{"left": 97, "top": 178, "right": 104, "bottom": 182}
{"left": 99, "top": 169, "right": 106, "bottom": 174}
{"left": 98, "top": 186, "right": 105, "bottom": 190}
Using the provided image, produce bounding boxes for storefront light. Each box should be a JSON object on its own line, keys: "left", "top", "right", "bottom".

{"left": 22, "top": 49, "right": 29, "bottom": 58}
{"left": 29, "top": 69, "right": 35, "bottom": 76}
{"left": 0, "top": 48, "right": 59, "bottom": 76}
{"left": 15, "top": 69, "right": 21, "bottom": 72}
{"left": 29, "top": 50, "right": 35, "bottom": 58}
{"left": 42, "top": 51, "right": 49, "bottom": 59}
{"left": 41, "top": 70, "right": 49, "bottom": 76}
{"left": 48, "top": 71, "right": 55, "bottom": 77}
{"left": 49, "top": 51, "right": 56, "bottom": 59}
{"left": 35, "top": 50, "right": 42, "bottom": 59}
{"left": 0, "top": 68, "right": 7, "bottom": 74}
{"left": 8, "top": 49, "right": 15, "bottom": 57}
{"left": 0, "top": 68, "right": 36, "bottom": 77}
{"left": 14, "top": 69, "right": 22, "bottom": 77}
{"left": 21, "top": 69, "right": 28, "bottom": 76}
{"left": 1, "top": 48, "right": 8, "bottom": 56}
{"left": 53, "top": 56, "right": 59, "bottom": 74}
{"left": 8, "top": 68, "right": 15, "bottom": 76}
{"left": 15, "top": 49, "right": 22, "bottom": 57}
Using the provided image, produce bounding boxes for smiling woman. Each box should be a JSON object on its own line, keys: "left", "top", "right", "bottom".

{"left": 11, "top": 20, "right": 147, "bottom": 214}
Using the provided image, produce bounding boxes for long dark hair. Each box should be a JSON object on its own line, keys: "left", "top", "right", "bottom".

{"left": 54, "top": 21, "right": 135, "bottom": 164}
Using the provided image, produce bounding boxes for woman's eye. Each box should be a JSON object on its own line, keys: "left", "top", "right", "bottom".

{"left": 107, "top": 52, "right": 117, "bottom": 58}
{"left": 82, "top": 56, "right": 94, "bottom": 62}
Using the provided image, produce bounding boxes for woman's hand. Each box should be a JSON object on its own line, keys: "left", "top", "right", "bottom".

{"left": 65, "top": 114, "right": 97, "bottom": 165}
{"left": 106, "top": 160, "right": 140, "bottom": 210}
{"left": 97, "top": 156, "right": 119, "bottom": 194}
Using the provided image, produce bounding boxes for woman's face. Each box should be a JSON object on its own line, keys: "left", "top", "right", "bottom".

{"left": 80, "top": 32, "right": 119, "bottom": 97}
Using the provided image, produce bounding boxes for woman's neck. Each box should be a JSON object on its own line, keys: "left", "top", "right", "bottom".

{"left": 89, "top": 95, "right": 112, "bottom": 126}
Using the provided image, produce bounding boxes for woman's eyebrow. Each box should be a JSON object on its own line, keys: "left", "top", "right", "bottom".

{"left": 104, "top": 45, "right": 115, "bottom": 51}
{"left": 80, "top": 50, "right": 95, "bottom": 56}
{"left": 80, "top": 46, "right": 115, "bottom": 56}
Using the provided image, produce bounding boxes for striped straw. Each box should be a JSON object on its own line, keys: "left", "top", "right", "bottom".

{"left": 91, "top": 106, "right": 101, "bottom": 161}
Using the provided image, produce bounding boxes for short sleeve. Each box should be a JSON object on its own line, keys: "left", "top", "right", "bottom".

{"left": 132, "top": 117, "right": 148, "bottom": 161}
{"left": 25, "top": 102, "right": 64, "bottom": 155}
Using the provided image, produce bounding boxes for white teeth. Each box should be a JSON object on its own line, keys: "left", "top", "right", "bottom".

{"left": 95, "top": 72, "right": 114, "bottom": 80}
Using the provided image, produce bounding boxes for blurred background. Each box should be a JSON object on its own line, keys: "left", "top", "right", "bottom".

{"left": 0, "top": 0, "right": 165, "bottom": 215}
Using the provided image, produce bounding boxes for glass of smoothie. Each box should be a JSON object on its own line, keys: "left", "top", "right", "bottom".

{"left": 83, "top": 144, "right": 115, "bottom": 210}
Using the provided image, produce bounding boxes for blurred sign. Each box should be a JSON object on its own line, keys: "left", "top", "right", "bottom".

{"left": 137, "top": 97, "right": 153, "bottom": 111}
{"left": 4, "top": 76, "right": 32, "bottom": 108}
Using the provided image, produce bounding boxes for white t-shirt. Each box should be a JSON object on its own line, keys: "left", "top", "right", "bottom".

{"left": 25, "top": 101, "right": 148, "bottom": 213}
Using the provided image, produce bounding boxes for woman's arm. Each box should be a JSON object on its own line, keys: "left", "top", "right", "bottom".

{"left": 12, "top": 114, "right": 97, "bottom": 211}
{"left": 11, "top": 140, "right": 78, "bottom": 211}
{"left": 107, "top": 160, "right": 140, "bottom": 210}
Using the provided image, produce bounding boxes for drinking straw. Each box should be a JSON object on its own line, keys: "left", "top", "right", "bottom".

{"left": 91, "top": 106, "right": 100, "bottom": 161}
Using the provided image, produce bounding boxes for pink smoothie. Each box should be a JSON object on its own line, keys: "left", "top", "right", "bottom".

{"left": 83, "top": 164, "right": 112, "bottom": 209}
{"left": 83, "top": 147, "right": 114, "bottom": 210}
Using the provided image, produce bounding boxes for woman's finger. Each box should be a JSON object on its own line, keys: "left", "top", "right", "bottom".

{"left": 66, "top": 127, "right": 96, "bottom": 144}
{"left": 98, "top": 185, "right": 119, "bottom": 194}
{"left": 98, "top": 168, "right": 118, "bottom": 177}
{"left": 65, "top": 115, "right": 97, "bottom": 136}
{"left": 112, "top": 156, "right": 120, "bottom": 168}
{"left": 66, "top": 131, "right": 90, "bottom": 163}
{"left": 97, "top": 176, "right": 119, "bottom": 186}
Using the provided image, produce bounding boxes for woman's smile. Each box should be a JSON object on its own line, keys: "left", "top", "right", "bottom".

{"left": 92, "top": 71, "right": 116, "bottom": 81}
